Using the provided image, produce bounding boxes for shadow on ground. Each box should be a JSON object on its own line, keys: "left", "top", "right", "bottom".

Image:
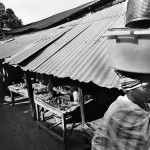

{"left": 0, "top": 99, "right": 85, "bottom": 150}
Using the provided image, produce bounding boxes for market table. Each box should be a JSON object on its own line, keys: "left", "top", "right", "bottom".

{"left": 8, "top": 83, "right": 93, "bottom": 148}
{"left": 7, "top": 83, "right": 48, "bottom": 106}
{"left": 34, "top": 93, "right": 81, "bottom": 148}
{"left": 8, "top": 84, "right": 28, "bottom": 106}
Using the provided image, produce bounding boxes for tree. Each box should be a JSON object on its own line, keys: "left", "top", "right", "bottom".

{"left": 0, "top": 3, "right": 23, "bottom": 30}
{"left": 4, "top": 8, "right": 23, "bottom": 29}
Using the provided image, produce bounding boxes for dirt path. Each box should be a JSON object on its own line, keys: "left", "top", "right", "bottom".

{"left": 0, "top": 96, "right": 85, "bottom": 150}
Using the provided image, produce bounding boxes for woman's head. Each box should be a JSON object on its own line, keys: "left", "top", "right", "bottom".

{"left": 130, "top": 81, "right": 150, "bottom": 103}
{"left": 116, "top": 70, "right": 150, "bottom": 103}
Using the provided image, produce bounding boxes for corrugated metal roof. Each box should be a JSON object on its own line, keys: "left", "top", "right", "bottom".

{"left": 1, "top": 19, "right": 81, "bottom": 60}
{"left": 5, "top": 0, "right": 96, "bottom": 35}
{"left": 4, "top": 1, "right": 126, "bottom": 89}
{"left": 0, "top": 29, "right": 54, "bottom": 59}
{"left": 5, "top": 0, "right": 125, "bottom": 35}
{"left": 7, "top": 27, "right": 73, "bottom": 64}
{"left": 21, "top": 23, "right": 92, "bottom": 70}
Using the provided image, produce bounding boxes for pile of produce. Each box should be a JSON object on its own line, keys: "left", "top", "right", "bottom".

{"left": 34, "top": 92, "right": 75, "bottom": 111}
{"left": 13, "top": 83, "right": 26, "bottom": 89}
{"left": 32, "top": 83, "right": 48, "bottom": 94}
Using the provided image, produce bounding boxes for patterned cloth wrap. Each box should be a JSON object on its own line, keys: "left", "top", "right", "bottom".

{"left": 92, "top": 95, "right": 150, "bottom": 150}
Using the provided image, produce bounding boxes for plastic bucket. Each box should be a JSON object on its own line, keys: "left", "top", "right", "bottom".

{"left": 105, "top": 28, "right": 150, "bottom": 73}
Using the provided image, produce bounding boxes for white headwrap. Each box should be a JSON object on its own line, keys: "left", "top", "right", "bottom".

{"left": 118, "top": 75, "right": 141, "bottom": 91}
{"left": 115, "top": 70, "right": 142, "bottom": 91}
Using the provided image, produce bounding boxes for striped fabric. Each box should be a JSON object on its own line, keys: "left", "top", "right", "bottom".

{"left": 92, "top": 95, "right": 150, "bottom": 150}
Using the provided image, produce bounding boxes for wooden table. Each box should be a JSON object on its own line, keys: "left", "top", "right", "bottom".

{"left": 8, "top": 84, "right": 93, "bottom": 149}
{"left": 34, "top": 94, "right": 81, "bottom": 149}
{"left": 8, "top": 85, "right": 28, "bottom": 106}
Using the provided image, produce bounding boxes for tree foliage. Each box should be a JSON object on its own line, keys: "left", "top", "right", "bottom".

{"left": 0, "top": 3, "right": 23, "bottom": 30}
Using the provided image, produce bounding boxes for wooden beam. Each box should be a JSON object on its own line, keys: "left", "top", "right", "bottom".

{"left": 78, "top": 87, "right": 86, "bottom": 126}
{"left": 24, "top": 71, "right": 36, "bottom": 120}
{"left": 9, "top": 90, "right": 15, "bottom": 106}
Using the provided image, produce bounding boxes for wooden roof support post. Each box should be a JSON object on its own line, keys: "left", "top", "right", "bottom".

{"left": 0, "top": 60, "right": 3, "bottom": 79}
{"left": 24, "top": 71, "right": 36, "bottom": 120}
{"left": 78, "top": 87, "right": 86, "bottom": 126}
{"left": 0, "top": 60, "right": 6, "bottom": 82}
{"left": 0, "top": 61, "right": 9, "bottom": 88}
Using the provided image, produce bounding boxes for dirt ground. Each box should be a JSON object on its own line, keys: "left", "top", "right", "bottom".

{"left": 0, "top": 93, "right": 85, "bottom": 150}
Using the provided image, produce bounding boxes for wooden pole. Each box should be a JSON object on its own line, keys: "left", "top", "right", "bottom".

{"left": 24, "top": 71, "right": 36, "bottom": 120}
{"left": 78, "top": 87, "right": 86, "bottom": 126}
{"left": 0, "top": 60, "right": 6, "bottom": 82}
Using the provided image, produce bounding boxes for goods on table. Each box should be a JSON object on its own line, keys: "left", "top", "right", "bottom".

{"left": 32, "top": 83, "right": 48, "bottom": 94}
{"left": 11, "top": 83, "right": 48, "bottom": 93}
{"left": 53, "top": 86, "right": 72, "bottom": 95}
{"left": 59, "top": 86, "right": 72, "bottom": 95}
{"left": 8, "top": 83, "right": 28, "bottom": 97}
{"left": 34, "top": 92, "right": 75, "bottom": 111}
{"left": 10, "top": 82, "right": 77, "bottom": 111}
{"left": 12, "top": 83, "right": 26, "bottom": 89}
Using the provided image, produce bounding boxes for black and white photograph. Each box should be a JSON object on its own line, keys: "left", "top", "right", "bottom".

{"left": 0, "top": 0, "right": 150, "bottom": 150}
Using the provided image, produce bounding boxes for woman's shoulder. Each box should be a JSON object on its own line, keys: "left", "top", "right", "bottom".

{"left": 110, "top": 95, "right": 131, "bottom": 108}
{"left": 105, "top": 95, "right": 141, "bottom": 117}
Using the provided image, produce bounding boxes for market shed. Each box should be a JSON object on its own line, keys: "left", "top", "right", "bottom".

{"left": 0, "top": 0, "right": 127, "bottom": 148}
{"left": 3, "top": 0, "right": 126, "bottom": 89}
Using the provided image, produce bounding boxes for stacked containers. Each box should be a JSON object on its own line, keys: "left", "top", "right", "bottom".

{"left": 104, "top": 0, "right": 150, "bottom": 73}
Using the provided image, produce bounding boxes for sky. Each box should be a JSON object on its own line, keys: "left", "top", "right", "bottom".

{"left": 0, "top": 0, "right": 93, "bottom": 25}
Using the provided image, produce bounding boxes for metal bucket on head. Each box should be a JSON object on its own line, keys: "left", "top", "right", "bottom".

{"left": 125, "top": 0, "right": 150, "bottom": 28}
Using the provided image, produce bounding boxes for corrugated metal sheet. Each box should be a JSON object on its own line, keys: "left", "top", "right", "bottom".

{"left": 0, "top": 29, "right": 55, "bottom": 59}
{"left": 21, "top": 22, "right": 92, "bottom": 70}
{"left": 7, "top": 27, "right": 73, "bottom": 64}
{"left": 1, "top": 19, "right": 81, "bottom": 60}
{"left": 5, "top": 2, "right": 126, "bottom": 89}
{"left": 34, "top": 17, "right": 125, "bottom": 88}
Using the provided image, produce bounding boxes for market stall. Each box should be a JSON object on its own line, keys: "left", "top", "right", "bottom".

{"left": 7, "top": 71, "right": 92, "bottom": 147}
{"left": 34, "top": 86, "right": 79, "bottom": 147}
{"left": 33, "top": 80, "right": 93, "bottom": 147}
{"left": 7, "top": 82, "right": 47, "bottom": 106}
{"left": 8, "top": 83, "right": 28, "bottom": 106}
{"left": 0, "top": 1, "right": 128, "bottom": 148}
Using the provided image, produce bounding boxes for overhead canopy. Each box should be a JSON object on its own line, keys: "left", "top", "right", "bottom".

{"left": 2, "top": 1, "right": 126, "bottom": 89}
{"left": 0, "top": 26, "right": 74, "bottom": 60}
